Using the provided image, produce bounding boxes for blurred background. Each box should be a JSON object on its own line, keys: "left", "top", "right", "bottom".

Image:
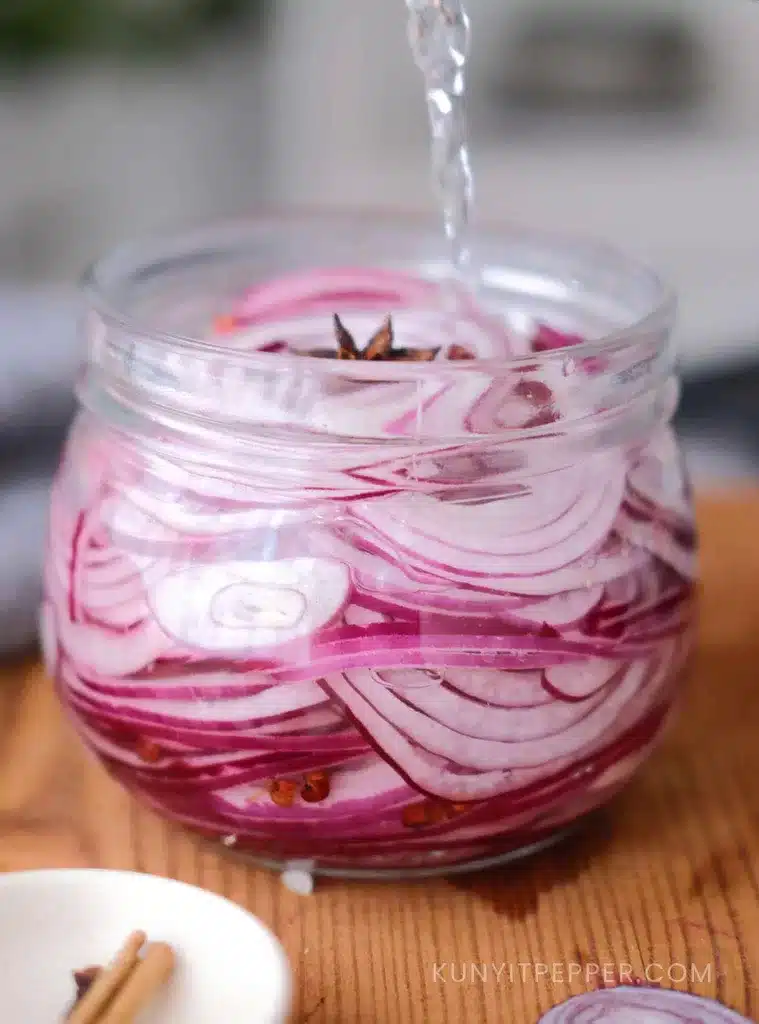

{"left": 1, "top": 0, "right": 758, "bottom": 653}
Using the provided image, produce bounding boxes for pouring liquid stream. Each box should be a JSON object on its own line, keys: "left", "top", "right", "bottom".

{"left": 403, "top": 0, "right": 515, "bottom": 378}
{"left": 405, "top": 0, "right": 475, "bottom": 292}
{"left": 405, "top": 0, "right": 484, "bottom": 450}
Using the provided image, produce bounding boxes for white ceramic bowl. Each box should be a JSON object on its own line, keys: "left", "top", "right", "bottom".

{"left": 0, "top": 869, "right": 291, "bottom": 1023}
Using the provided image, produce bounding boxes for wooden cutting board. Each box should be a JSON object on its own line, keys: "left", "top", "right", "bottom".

{"left": 1, "top": 490, "right": 757, "bottom": 1023}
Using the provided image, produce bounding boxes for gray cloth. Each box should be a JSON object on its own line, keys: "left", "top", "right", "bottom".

{"left": 0, "top": 477, "right": 56, "bottom": 655}
{"left": 0, "top": 287, "right": 80, "bottom": 434}
{"left": 0, "top": 288, "right": 82, "bottom": 655}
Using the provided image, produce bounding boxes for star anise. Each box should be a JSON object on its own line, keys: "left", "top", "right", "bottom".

{"left": 74, "top": 966, "right": 101, "bottom": 1000}
{"left": 310, "top": 315, "right": 441, "bottom": 362}
{"left": 446, "top": 343, "right": 476, "bottom": 360}
{"left": 65, "top": 966, "right": 101, "bottom": 1016}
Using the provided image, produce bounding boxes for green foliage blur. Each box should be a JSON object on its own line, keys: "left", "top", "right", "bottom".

{"left": 0, "top": 0, "right": 269, "bottom": 67}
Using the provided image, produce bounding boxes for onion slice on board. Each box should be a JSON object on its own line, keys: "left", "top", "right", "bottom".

{"left": 538, "top": 986, "right": 752, "bottom": 1023}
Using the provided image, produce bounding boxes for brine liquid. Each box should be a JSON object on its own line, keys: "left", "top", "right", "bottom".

{"left": 405, "top": 0, "right": 474, "bottom": 279}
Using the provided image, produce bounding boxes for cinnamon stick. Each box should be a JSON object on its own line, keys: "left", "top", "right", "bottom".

{"left": 97, "top": 942, "right": 175, "bottom": 1023}
{"left": 66, "top": 931, "right": 147, "bottom": 1023}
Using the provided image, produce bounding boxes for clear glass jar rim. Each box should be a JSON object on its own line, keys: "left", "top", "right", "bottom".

{"left": 82, "top": 210, "right": 677, "bottom": 382}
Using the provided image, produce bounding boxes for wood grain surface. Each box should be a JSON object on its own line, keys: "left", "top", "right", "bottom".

{"left": 1, "top": 490, "right": 758, "bottom": 1023}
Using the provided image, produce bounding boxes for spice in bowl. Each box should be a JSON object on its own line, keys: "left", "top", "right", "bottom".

{"left": 66, "top": 931, "right": 175, "bottom": 1023}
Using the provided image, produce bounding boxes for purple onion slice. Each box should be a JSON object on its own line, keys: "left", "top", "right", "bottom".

{"left": 539, "top": 987, "right": 753, "bottom": 1023}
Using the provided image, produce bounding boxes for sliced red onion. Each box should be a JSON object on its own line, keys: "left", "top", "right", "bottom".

{"left": 544, "top": 659, "right": 620, "bottom": 701}
{"left": 321, "top": 675, "right": 518, "bottom": 801}
{"left": 125, "top": 486, "right": 320, "bottom": 535}
{"left": 617, "top": 506, "right": 697, "bottom": 581}
{"left": 531, "top": 324, "right": 585, "bottom": 352}
{"left": 381, "top": 669, "right": 610, "bottom": 740}
{"left": 65, "top": 691, "right": 369, "bottom": 755}
{"left": 44, "top": 266, "right": 696, "bottom": 870}
{"left": 55, "top": 612, "right": 171, "bottom": 677}
{"left": 236, "top": 267, "right": 441, "bottom": 322}
{"left": 510, "top": 587, "right": 604, "bottom": 628}
{"left": 442, "top": 668, "right": 552, "bottom": 708}
{"left": 344, "top": 604, "right": 390, "bottom": 628}
{"left": 628, "top": 428, "right": 693, "bottom": 521}
{"left": 39, "top": 600, "right": 58, "bottom": 677}
{"left": 343, "top": 517, "right": 649, "bottom": 598}
{"left": 148, "top": 558, "right": 351, "bottom": 652}
{"left": 538, "top": 987, "right": 751, "bottom": 1023}
{"left": 65, "top": 670, "right": 328, "bottom": 724}
{"left": 340, "top": 658, "right": 651, "bottom": 772}
{"left": 70, "top": 664, "right": 274, "bottom": 700}
{"left": 232, "top": 267, "right": 511, "bottom": 357}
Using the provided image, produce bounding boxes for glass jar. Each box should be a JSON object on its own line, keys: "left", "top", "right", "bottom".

{"left": 42, "top": 215, "right": 696, "bottom": 878}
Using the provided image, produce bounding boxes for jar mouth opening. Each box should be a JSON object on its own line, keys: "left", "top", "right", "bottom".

{"left": 82, "top": 210, "right": 677, "bottom": 384}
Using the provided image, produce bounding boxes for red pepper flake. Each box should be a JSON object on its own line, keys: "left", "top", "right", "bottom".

{"left": 402, "top": 803, "right": 432, "bottom": 829}
{"left": 135, "top": 738, "right": 163, "bottom": 764}
{"left": 428, "top": 802, "right": 453, "bottom": 825}
{"left": 257, "top": 340, "right": 288, "bottom": 354}
{"left": 446, "top": 343, "right": 476, "bottom": 360}
{"left": 213, "top": 314, "right": 241, "bottom": 335}
{"left": 270, "top": 779, "right": 299, "bottom": 808}
{"left": 402, "top": 799, "right": 469, "bottom": 828}
{"left": 537, "top": 622, "right": 560, "bottom": 639}
{"left": 301, "top": 771, "right": 331, "bottom": 804}
{"left": 531, "top": 323, "right": 584, "bottom": 353}
{"left": 513, "top": 379, "right": 554, "bottom": 406}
